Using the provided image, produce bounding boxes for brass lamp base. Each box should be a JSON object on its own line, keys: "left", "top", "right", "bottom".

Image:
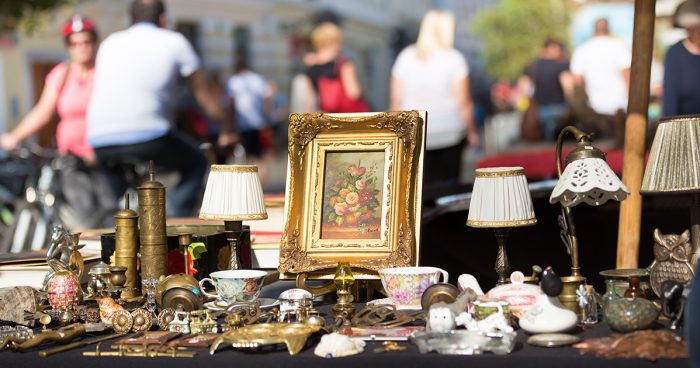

{"left": 559, "top": 275, "right": 586, "bottom": 316}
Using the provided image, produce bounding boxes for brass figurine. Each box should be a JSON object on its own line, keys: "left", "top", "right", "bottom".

{"left": 138, "top": 161, "right": 168, "bottom": 281}
{"left": 332, "top": 262, "right": 355, "bottom": 318}
{"left": 649, "top": 229, "right": 695, "bottom": 297}
{"left": 114, "top": 193, "right": 140, "bottom": 298}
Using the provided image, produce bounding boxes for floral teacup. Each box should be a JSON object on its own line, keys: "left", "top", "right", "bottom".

{"left": 378, "top": 266, "right": 449, "bottom": 308}
{"left": 199, "top": 270, "right": 267, "bottom": 304}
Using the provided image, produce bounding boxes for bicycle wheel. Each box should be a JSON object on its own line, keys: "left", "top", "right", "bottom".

{"left": 2, "top": 201, "right": 49, "bottom": 253}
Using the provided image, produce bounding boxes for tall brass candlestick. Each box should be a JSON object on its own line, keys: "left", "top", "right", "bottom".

{"left": 138, "top": 161, "right": 168, "bottom": 281}
{"left": 114, "top": 193, "right": 140, "bottom": 298}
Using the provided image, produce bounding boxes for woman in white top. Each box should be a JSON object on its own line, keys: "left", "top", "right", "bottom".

{"left": 390, "top": 10, "right": 479, "bottom": 189}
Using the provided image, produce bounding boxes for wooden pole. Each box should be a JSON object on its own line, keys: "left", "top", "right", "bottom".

{"left": 617, "top": 0, "right": 656, "bottom": 269}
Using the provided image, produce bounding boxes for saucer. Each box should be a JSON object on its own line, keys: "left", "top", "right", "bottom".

{"left": 204, "top": 298, "right": 280, "bottom": 311}
{"left": 527, "top": 333, "right": 581, "bottom": 348}
{"left": 366, "top": 298, "right": 422, "bottom": 310}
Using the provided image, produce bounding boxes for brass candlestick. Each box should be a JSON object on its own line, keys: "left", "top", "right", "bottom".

{"left": 114, "top": 193, "right": 139, "bottom": 298}
{"left": 138, "top": 161, "right": 168, "bottom": 281}
{"left": 332, "top": 262, "right": 355, "bottom": 318}
{"left": 178, "top": 233, "right": 193, "bottom": 275}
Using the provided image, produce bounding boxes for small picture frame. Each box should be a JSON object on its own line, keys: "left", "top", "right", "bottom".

{"left": 278, "top": 111, "right": 426, "bottom": 275}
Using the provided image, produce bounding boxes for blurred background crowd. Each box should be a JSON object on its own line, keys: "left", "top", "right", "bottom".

{"left": 0, "top": 0, "right": 697, "bottom": 229}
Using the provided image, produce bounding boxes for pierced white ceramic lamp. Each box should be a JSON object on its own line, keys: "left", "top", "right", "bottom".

{"left": 467, "top": 167, "right": 537, "bottom": 285}
{"left": 199, "top": 165, "right": 267, "bottom": 270}
{"left": 550, "top": 126, "right": 629, "bottom": 278}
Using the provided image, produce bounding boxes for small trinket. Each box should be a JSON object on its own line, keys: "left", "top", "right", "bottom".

{"left": 98, "top": 298, "right": 124, "bottom": 326}
{"left": 112, "top": 310, "right": 134, "bottom": 334}
{"left": 314, "top": 332, "right": 366, "bottom": 358}
{"left": 189, "top": 310, "right": 218, "bottom": 334}
{"left": 131, "top": 309, "right": 153, "bottom": 333}
{"left": 157, "top": 308, "right": 176, "bottom": 330}
{"left": 332, "top": 262, "right": 355, "bottom": 318}
{"left": 373, "top": 341, "right": 406, "bottom": 353}
{"left": 39, "top": 314, "right": 52, "bottom": 330}
{"left": 168, "top": 311, "right": 190, "bottom": 334}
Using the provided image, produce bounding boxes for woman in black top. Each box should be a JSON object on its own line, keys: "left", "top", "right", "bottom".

{"left": 663, "top": 1, "right": 700, "bottom": 117}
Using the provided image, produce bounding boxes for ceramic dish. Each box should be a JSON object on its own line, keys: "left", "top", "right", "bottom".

{"left": 204, "top": 298, "right": 280, "bottom": 311}
{"left": 527, "top": 333, "right": 581, "bottom": 348}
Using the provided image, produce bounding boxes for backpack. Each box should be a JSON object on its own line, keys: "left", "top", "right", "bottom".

{"left": 317, "top": 58, "right": 369, "bottom": 113}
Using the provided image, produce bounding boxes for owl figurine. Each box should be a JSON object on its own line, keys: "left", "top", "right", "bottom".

{"left": 648, "top": 228, "right": 694, "bottom": 297}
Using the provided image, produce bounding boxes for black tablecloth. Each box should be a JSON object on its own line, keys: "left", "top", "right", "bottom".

{"left": 0, "top": 309, "right": 689, "bottom": 368}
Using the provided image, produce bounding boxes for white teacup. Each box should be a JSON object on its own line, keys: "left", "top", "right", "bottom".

{"left": 199, "top": 270, "right": 267, "bottom": 304}
{"left": 378, "top": 266, "right": 449, "bottom": 307}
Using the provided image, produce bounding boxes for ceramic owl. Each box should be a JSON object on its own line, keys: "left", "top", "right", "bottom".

{"left": 648, "top": 229, "right": 694, "bottom": 297}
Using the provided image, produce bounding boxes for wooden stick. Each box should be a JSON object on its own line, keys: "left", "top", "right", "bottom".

{"left": 617, "top": 0, "right": 656, "bottom": 268}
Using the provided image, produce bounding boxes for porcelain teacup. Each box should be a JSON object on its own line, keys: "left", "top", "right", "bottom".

{"left": 378, "top": 266, "right": 449, "bottom": 308}
{"left": 199, "top": 270, "right": 267, "bottom": 304}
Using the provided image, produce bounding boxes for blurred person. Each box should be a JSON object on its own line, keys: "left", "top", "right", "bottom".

{"left": 663, "top": 0, "right": 700, "bottom": 117}
{"left": 390, "top": 10, "right": 479, "bottom": 188}
{"left": 305, "top": 22, "right": 369, "bottom": 113}
{"left": 519, "top": 39, "right": 570, "bottom": 141}
{"left": 570, "top": 18, "right": 631, "bottom": 139}
{"left": 87, "top": 0, "right": 236, "bottom": 217}
{"left": 1, "top": 15, "right": 98, "bottom": 162}
{"left": 226, "top": 59, "right": 270, "bottom": 159}
{"left": 0, "top": 15, "right": 113, "bottom": 228}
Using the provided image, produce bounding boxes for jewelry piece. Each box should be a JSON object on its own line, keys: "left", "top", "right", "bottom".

{"left": 112, "top": 310, "right": 134, "bottom": 334}
{"left": 39, "top": 314, "right": 52, "bottom": 330}
{"left": 131, "top": 309, "right": 153, "bottom": 333}
{"left": 373, "top": 340, "right": 406, "bottom": 353}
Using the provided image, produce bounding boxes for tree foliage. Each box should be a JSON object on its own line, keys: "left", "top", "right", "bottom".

{"left": 471, "top": 0, "right": 570, "bottom": 81}
{"left": 0, "top": 0, "right": 75, "bottom": 34}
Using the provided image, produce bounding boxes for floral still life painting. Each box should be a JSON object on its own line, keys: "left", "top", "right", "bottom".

{"left": 321, "top": 151, "right": 385, "bottom": 240}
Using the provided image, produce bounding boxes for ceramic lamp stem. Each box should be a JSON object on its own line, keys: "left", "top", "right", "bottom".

{"left": 494, "top": 228, "right": 511, "bottom": 285}
{"left": 225, "top": 220, "right": 243, "bottom": 270}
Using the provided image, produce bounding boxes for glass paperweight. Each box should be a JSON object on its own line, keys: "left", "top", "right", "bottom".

{"left": 410, "top": 330, "right": 516, "bottom": 355}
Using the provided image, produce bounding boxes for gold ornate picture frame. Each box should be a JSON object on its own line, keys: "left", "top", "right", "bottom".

{"left": 278, "top": 111, "right": 426, "bottom": 276}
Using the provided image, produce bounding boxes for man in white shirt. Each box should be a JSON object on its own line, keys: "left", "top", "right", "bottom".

{"left": 570, "top": 18, "right": 631, "bottom": 138}
{"left": 226, "top": 60, "right": 270, "bottom": 158}
{"left": 87, "top": 0, "right": 235, "bottom": 216}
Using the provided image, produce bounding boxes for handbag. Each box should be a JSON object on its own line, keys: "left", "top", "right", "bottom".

{"left": 317, "top": 58, "right": 369, "bottom": 113}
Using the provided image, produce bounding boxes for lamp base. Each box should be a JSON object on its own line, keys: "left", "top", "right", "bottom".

{"left": 494, "top": 228, "right": 511, "bottom": 285}
{"left": 559, "top": 275, "right": 586, "bottom": 316}
{"left": 224, "top": 221, "right": 243, "bottom": 270}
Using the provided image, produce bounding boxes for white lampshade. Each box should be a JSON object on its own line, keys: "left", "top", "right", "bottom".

{"left": 550, "top": 158, "right": 629, "bottom": 207}
{"left": 467, "top": 167, "right": 537, "bottom": 228}
{"left": 199, "top": 165, "right": 268, "bottom": 221}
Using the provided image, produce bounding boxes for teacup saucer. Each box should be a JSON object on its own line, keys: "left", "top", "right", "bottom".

{"left": 204, "top": 298, "right": 280, "bottom": 311}
{"left": 366, "top": 297, "right": 422, "bottom": 310}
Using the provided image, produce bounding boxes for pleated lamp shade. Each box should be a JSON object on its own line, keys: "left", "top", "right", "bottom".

{"left": 642, "top": 115, "right": 700, "bottom": 194}
{"left": 467, "top": 167, "right": 537, "bottom": 228}
{"left": 550, "top": 158, "right": 629, "bottom": 207}
{"left": 199, "top": 165, "right": 268, "bottom": 221}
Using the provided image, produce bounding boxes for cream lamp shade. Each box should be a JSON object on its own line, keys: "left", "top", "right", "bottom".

{"left": 467, "top": 167, "right": 537, "bottom": 228}
{"left": 641, "top": 115, "right": 700, "bottom": 267}
{"left": 199, "top": 165, "right": 268, "bottom": 221}
{"left": 550, "top": 158, "right": 629, "bottom": 207}
{"left": 641, "top": 115, "right": 700, "bottom": 194}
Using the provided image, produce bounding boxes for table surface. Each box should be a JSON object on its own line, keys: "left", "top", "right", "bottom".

{"left": 0, "top": 305, "right": 689, "bottom": 368}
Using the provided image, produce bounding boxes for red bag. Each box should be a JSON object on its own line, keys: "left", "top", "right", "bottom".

{"left": 317, "top": 58, "right": 369, "bottom": 113}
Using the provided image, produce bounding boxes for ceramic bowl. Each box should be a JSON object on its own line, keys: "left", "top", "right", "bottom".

{"left": 378, "top": 267, "right": 448, "bottom": 308}
{"left": 199, "top": 270, "right": 267, "bottom": 304}
{"left": 602, "top": 297, "right": 659, "bottom": 332}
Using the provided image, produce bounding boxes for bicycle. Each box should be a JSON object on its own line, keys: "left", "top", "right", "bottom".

{"left": 1, "top": 144, "right": 115, "bottom": 253}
